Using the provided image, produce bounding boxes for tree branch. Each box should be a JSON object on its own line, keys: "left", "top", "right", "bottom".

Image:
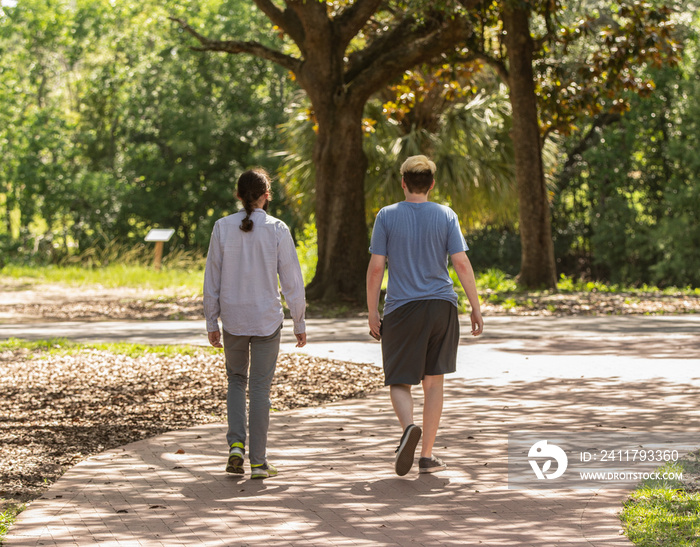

{"left": 335, "top": 0, "right": 384, "bottom": 47}
{"left": 251, "top": 0, "right": 306, "bottom": 48}
{"left": 250, "top": 0, "right": 287, "bottom": 28}
{"left": 347, "top": 15, "right": 471, "bottom": 101}
{"left": 344, "top": 17, "right": 415, "bottom": 83}
{"left": 169, "top": 17, "right": 302, "bottom": 73}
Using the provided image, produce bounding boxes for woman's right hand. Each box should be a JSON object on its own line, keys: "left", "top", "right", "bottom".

{"left": 208, "top": 330, "right": 223, "bottom": 348}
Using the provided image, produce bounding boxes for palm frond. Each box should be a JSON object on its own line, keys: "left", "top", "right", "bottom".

{"left": 274, "top": 95, "right": 317, "bottom": 226}
{"left": 365, "top": 84, "right": 518, "bottom": 227}
{"left": 276, "top": 85, "right": 521, "bottom": 230}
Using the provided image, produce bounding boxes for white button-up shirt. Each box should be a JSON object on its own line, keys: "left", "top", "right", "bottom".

{"left": 203, "top": 209, "right": 306, "bottom": 336}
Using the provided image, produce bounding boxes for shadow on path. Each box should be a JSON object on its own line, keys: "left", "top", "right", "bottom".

{"left": 7, "top": 376, "right": 700, "bottom": 546}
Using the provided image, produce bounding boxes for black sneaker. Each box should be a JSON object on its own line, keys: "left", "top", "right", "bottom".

{"left": 394, "top": 424, "right": 421, "bottom": 476}
{"left": 419, "top": 456, "right": 447, "bottom": 473}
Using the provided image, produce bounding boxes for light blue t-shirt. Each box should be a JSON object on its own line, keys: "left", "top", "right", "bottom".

{"left": 369, "top": 201, "right": 468, "bottom": 316}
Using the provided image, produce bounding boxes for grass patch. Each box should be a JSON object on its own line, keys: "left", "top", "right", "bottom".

{"left": 0, "top": 338, "right": 218, "bottom": 358}
{"left": 0, "top": 503, "right": 25, "bottom": 546}
{"left": 557, "top": 274, "right": 700, "bottom": 296}
{"left": 1, "top": 264, "right": 204, "bottom": 293}
{"left": 621, "top": 457, "right": 700, "bottom": 546}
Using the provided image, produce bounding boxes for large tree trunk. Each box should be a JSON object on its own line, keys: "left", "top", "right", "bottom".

{"left": 502, "top": 6, "right": 557, "bottom": 290}
{"left": 171, "top": 3, "right": 471, "bottom": 302}
{"left": 305, "top": 96, "right": 369, "bottom": 302}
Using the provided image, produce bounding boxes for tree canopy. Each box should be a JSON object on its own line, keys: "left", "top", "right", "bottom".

{"left": 0, "top": 0, "right": 293, "bottom": 259}
{"left": 0, "top": 0, "right": 698, "bottom": 291}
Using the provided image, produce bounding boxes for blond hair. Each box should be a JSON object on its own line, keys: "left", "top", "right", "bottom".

{"left": 400, "top": 155, "right": 436, "bottom": 176}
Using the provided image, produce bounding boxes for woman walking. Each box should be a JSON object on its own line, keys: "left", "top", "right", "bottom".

{"left": 203, "top": 169, "right": 307, "bottom": 479}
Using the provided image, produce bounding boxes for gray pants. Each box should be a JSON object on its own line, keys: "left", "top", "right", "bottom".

{"left": 222, "top": 325, "right": 281, "bottom": 466}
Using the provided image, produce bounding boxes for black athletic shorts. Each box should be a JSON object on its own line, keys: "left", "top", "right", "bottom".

{"left": 380, "top": 299, "right": 460, "bottom": 386}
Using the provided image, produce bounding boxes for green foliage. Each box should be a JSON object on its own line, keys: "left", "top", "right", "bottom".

{"left": 535, "top": 0, "right": 683, "bottom": 137}
{"left": 650, "top": 23, "right": 700, "bottom": 286}
{"left": 0, "top": 0, "right": 295, "bottom": 262}
{"left": 280, "top": 82, "right": 519, "bottom": 229}
{"left": 476, "top": 268, "right": 520, "bottom": 293}
{"left": 275, "top": 94, "right": 317, "bottom": 230}
{"left": 365, "top": 85, "right": 518, "bottom": 228}
{"left": 294, "top": 222, "right": 318, "bottom": 285}
{"left": 1, "top": 0, "right": 699, "bottom": 292}
{"left": 552, "top": 15, "right": 700, "bottom": 288}
{"left": 0, "top": 502, "right": 25, "bottom": 545}
{"left": 557, "top": 273, "right": 629, "bottom": 293}
{"left": 60, "top": 238, "right": 206, "bottom": 270}
{"left": 464, "top": 225, "right": 522, "bottom": 275}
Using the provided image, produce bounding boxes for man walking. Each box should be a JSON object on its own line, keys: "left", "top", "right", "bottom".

{"left": 366, "top": 155, "right": 483, "bottom": 476}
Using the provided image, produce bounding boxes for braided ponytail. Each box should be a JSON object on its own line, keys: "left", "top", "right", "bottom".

{"left": 237, "top": 169, "right": 272, "bottom": 232}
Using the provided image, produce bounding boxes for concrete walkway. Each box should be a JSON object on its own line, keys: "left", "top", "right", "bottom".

{"left": 4, "top": 315, "right": 700, "bottom": 546}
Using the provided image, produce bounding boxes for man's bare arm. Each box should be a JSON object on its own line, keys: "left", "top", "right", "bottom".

{"left": 366, "top": 254, "right": 386, "bottom": 339}
{"left": 451, "top": 251, "right": 483, "bottom": 336}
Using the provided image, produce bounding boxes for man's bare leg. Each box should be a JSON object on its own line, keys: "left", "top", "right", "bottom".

{"left": 390, "top": 384, "right": 414, "bottom": 429}
{"left": 390, "top": 383, "right": 422, "bottom": 475}
{"left": 420, "top": 374, "right": 444, "bottom": 458}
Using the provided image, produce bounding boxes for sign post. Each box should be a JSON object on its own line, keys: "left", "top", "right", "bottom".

{"left": 144, "top": 228, "right": 175, "bottom": 271}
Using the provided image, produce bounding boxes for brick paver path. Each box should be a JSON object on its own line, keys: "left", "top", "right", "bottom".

{"left": 9, "top": 371, "right": 696, "bottom": 546}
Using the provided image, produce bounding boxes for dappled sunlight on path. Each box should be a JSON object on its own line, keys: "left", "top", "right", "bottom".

{"left": 8, "top": 375, "right": 700, "bottom": 546}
